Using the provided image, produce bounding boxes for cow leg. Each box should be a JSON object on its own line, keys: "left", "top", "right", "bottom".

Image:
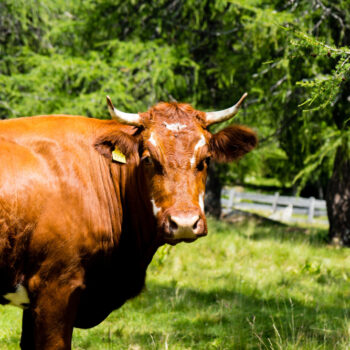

{"left": 20, "top": 310, "right": 35, "bottom": 350}
{"left": 21, "top": 280, "right": 83, "bottom": 350}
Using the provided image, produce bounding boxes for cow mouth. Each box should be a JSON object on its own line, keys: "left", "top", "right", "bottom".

{"left": 163, "top": 231, "right": 208, "bottom": 245}
{"left": 163, "top": 236, "right": 198, "bottom": 245}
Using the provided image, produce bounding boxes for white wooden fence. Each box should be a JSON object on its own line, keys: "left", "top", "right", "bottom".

{"left": 221, "top": 188, "right": 328, "bottom": 225}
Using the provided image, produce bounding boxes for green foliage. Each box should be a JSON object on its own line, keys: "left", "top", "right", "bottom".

{"left": 293, "top": 128, "right": 343, "bottom": 190}
{"left": 0, "top": 0, "right": 202, "bottom": 119}
{"left": 283, "top": 22, "right": 350, "bottom": 193}
{"left": 0, "top": 41, "right": 198, "bottom": 118}
{"left": 151, "top": 244, "right": 172, "bottom": 271}
{"left": 291, "top": 30, "right": 350, "bottom": 111}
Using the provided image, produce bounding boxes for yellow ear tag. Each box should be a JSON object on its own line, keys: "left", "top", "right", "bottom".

{"left": 112, "top": 146, "right": 126, "bottom": 164}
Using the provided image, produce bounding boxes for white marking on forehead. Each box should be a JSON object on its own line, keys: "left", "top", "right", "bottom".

{"left": 194, "top": 135, "right": 206, "bottom": 151}
{"left": 163, "top": 122, "right": 187, "bottom": 132}
{"left": 199, "top": 192, "right": 205, "bottom": 212}
{"left": 4, "top": 284, "right": 30, "bottom": 309}
{"left": 151, "top": 198, "right": 161, "bottom": 217}
{"left": 149, "top": 132, "right": 158, "bottom": 147}
{"left": 191, "top": 134, "right": 206, "bottom": 167}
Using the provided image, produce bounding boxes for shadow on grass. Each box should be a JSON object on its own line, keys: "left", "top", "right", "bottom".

{"left": 77, "top": 280, "right": 348, "bottom": 349}
{"left": 142, "top": 282, "right": 346, "bottom": 347}
{"left": 3, "top": 280, "right": 345, "bottom": 349}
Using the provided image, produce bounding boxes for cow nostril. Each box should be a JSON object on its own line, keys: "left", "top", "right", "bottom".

{"left": 169, "top": 218, "right": 178, "bottom": 232}
{"left": 193, "top": 217, "right": 200, "bottom": 230}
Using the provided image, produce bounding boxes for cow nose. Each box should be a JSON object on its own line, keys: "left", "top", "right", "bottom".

{"left": 170, "top": 215, "right": 199, "bottom": 231}
{"left": 168, "top": 214, "right": 206, "bottom": 239}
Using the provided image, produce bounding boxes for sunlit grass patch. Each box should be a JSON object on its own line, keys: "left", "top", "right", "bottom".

{"left": 0, "top": 306, "right": 22, "bottom": 350}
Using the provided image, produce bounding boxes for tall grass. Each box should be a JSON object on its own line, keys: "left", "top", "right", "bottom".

{"left": 0, "top": 218, "right": 349, "bottom": 349}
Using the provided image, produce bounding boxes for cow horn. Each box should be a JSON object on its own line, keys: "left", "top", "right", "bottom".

{"left": 106, "top": 96, "right": 141, "bottom": 126}
{"left": 205, "top": 92, "right": 248, "bottom": 126}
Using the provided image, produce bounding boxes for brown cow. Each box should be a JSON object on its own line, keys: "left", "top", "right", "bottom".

{"left": 0, "top": 94, "right": 256, "bottom": 349}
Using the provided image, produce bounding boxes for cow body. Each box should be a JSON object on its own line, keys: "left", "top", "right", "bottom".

{"left": 0, "top": 116, "right": 156, "bottom": 345}
{"left": 0, "top": 99, "right": 257, "bottom": 349}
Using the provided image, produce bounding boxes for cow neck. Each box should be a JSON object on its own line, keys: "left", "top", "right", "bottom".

{"left": 110, "top": 161, "right": 160, "bottom": 269}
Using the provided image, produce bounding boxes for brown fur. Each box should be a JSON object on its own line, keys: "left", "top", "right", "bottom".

{"left": 0, "top": 103, "right": 256, "bottom": 349}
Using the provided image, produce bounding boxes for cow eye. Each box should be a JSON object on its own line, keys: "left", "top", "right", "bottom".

{"left": 197, "top": 157, "right": 210, "bottom": 171}
{"left": 142, "top": 154, "right": 163, "bottom": 174}
{"left": 142, "top": 156, "right": 153, "bottom": 165}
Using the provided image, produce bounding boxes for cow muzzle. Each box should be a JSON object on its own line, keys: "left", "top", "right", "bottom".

{"left": 163, "top": 211, "right": 207, "bottom": 244}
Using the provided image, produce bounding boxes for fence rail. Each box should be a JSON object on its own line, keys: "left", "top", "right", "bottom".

{"left": 221, "top": 188, "right": 328, "bottom": 225}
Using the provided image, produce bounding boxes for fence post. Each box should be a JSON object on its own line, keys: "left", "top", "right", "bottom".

{"left": 272, "top": 192, "right": 279, "bottom": 213}
{"left": 227, "top": 189, "right": 235, "bottom": 210}
{"left": 308, "top": 197, "right": 315, "bottom": 223}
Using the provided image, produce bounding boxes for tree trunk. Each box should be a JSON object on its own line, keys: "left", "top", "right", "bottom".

{"left": 326, "top": 142, "right": 350, "bottom": 246}
{"left": 204, "top": 162, "right": 222, "bottom": 218}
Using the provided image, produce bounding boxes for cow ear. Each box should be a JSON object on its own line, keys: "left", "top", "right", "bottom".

{"left": 94, "top": 131, "right": 139, "bottom": 160}
{"left": 209, "top": 125, "right": 257, "bottom": 163}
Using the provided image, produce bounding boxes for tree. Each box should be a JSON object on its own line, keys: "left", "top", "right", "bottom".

{"left": 223, "top": 0, "right": 350, "bottom": 245}
{"left": 283, "top": 7, "right": 350, "bottom": 245}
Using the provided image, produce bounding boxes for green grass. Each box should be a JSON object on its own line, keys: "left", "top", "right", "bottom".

{"left": 1, "top": 218, "right": 350, "bottom": 349}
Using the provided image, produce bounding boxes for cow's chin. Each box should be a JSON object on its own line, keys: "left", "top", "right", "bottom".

{"left": 163, "top": 236, "right": 198, "bottom": 246}
{"left": 161, "top": 228, "right": 207, "bottom": 245}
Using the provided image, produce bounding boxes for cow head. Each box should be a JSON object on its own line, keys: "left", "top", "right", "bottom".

{"left": 97, "top": 94, "right": 257, "bottom": 245}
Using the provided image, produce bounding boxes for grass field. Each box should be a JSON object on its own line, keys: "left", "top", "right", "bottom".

{"left": 0, "top": 217, "right": 349, "bottom": 349}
